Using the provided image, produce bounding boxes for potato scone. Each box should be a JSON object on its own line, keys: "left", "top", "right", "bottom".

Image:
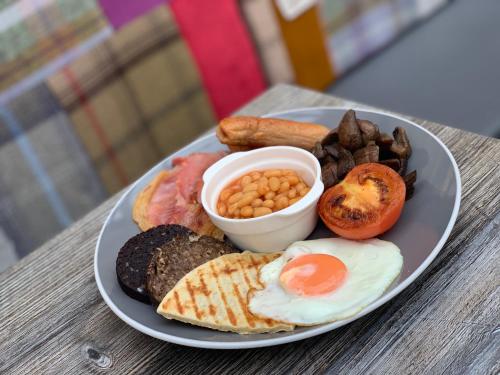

{"left": 157, "top": 252, "right": 294, "bottom": 334}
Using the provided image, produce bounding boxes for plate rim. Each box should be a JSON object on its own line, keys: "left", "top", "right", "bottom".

{"left": 94, "top": 106, "right": 462, "bottom": 349}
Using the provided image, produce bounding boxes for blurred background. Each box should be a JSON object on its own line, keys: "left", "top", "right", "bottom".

{"left": 0, "top": 0, "right": 498, "bottom": 271}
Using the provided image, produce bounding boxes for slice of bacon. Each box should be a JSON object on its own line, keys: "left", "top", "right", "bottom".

{"left": 144, "top": 152, "right": 225, "bottom": 238}
{"left": 174, "top": 152, "right": 226, "bottom": 203}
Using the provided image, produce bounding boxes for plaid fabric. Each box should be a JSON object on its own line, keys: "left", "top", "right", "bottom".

{"left": 0, "top": 0, "right": 110, "bottom": 98}
{"left": 0, "top": 83, "right": 106, "bottom": 257}
{"left": 47, "top": 6, "right": 216, "bottom": 194}
{"left": 169, "top": 0, "right": 266, "bottom": 118}
{"left": 240, "top": 0, "right": 295, "bottom": 85}
{"left": 98, "top": 0, "right": 166, "bottom": 29}
{"left": 319, "top": 0, "right": 448, "bottom": 75}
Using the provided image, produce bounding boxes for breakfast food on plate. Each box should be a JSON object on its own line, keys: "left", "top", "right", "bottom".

{"left": 116, "top": 225, "right": 180, "bottom": 303}
{"left": 216, "top": 111, "right": 416, "bottom": 199}
{"left": 217, "top": 169, "right": 311, "bottom": 219}
{"left": 133, "top": 152, "right": 225, "bottom": 239}
{"left": 248, "top": 238, "right": 403, "bottom": 325}
{"left": 311, "top": 110, "right": 416, "bottom": 199}
{"left": 216, "top": 116, "right": 329, "bottom": 151}
{"left": 145, "top": 225, "right": 237, "bottom": 304}
{"left": 318, "top": 163, "right": 406, "bottom": 240}
{"left": 113, "top": 110, "right": 415, "bottom": 335}
{"left": 157, "top": 252, "right": 294, "bottom": 333}
{"left": 116, "top": 224, "right": 238, "bottom": 304}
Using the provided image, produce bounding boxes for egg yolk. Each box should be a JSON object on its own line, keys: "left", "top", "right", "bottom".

{"left": 279, "top": 254, "right": 347, "bottom": 296}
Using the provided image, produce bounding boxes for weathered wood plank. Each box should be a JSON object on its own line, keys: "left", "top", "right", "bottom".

{"left": 0, "top": 84, "right": 498, "bottom": 375}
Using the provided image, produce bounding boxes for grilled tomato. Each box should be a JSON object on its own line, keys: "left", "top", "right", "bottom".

{"left": 318, "top": 163, "right": 405, "bottom": 239}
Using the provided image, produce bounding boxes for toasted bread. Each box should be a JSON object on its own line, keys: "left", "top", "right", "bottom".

{"left": 157, "top": 252, "right": 294, "bottom": 334}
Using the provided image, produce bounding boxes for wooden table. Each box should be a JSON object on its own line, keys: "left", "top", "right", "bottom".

{"left": 1, "top": 85, "right": 498, "bottom": 374}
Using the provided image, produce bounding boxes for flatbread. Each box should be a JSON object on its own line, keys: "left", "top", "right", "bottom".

{"left": 157, "top": 252, "right": 294, "bottom": 334}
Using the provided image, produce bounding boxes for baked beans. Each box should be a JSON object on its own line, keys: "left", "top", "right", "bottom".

{"left": 217, "top": 169, "right": 310, "bottom": 219}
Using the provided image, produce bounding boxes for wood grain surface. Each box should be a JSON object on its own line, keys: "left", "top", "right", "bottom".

{"left": 0, "top": 84, "right": 498, "bottom": 375}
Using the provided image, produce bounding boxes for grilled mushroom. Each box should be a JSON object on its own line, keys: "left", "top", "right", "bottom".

{"left": 338, "top": 110, "right": 363, "bottom": 151}
{"left": 311, "top": 142, "right": 326, "bottom": 160}
{"left": 321, "top": 127, "right": 339, "bottom": 146}
{"left": 403, "top": 170, "right": 417, "bottom": 186}
{"left": 358, "top": 119, "right": 380, "bottom": 145}
{"left": 321, "top": 154, "right": 336, "bottom": 166}
{"left": 378, "top": 158, "right": 401, "bottom": 171}
{"left": 390, "top": 143, "right": 408, "bottom": 159}
{"left": 403, "top": 170, "right": 417, "bottom": 200}
{"left": 376, "top": 132, "right": 393, "bottom": 147}
{"left": 405, "top": 186, "right": 415, "bottom": 200}
{"left": 311, "top": 110, "right": 416, "bottom": 200}
{"left": 376, "top": 132, "right": 394, "bottom": 159}
{"left": 337, "top": 146, "right": 355, "bottom": 178}
{"left": 398, "top": 158, "right": 408, "bottom": 176}
{"left": 324, "top": 143, "right": 339, "bottom": 159}
{"left": 321, "top": 161, "right": 339, "bottom": 189}
{"left": 353, "top": 143, "right": 379, "bottom": 165}
{"left": 391, "top": 127, "right": 412, "bottom": 159}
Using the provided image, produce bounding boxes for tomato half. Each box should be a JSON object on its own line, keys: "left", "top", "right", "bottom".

{"left": 318, "top": 163, "right": 406, "bottom": 239}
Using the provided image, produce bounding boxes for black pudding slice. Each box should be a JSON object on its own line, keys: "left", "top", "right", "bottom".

{"left": 116, "top": 225, "right": 174, "bottom": 303}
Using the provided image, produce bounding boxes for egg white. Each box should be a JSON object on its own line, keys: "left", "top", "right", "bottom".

{"left": 248, "top": 238, "right": 403, "bottom": 325}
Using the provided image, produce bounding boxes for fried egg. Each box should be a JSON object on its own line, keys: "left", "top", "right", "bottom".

{"left": 248, "top": 238, "right": 403, "bottom": 325}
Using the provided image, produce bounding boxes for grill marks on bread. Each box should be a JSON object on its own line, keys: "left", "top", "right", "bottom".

{"left": 157, "top": 252, "right": 294, "bottom": 334}
{"left": 209, "top": 262, "right": 236, "bottom": 325}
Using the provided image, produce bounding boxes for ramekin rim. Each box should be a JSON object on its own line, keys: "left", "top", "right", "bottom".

{"left": 201, "top": 146, "right": 323, "bottom": 224}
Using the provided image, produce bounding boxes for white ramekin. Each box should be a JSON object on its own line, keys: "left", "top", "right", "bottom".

{"left": 201, "top": 146, "right": 323, "bottom": 252}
